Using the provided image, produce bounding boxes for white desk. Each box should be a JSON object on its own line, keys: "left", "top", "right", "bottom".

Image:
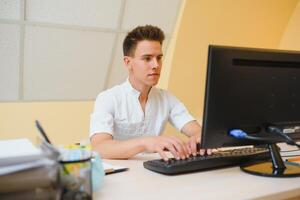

{"left": 94, "top": 151, "right": 300, "bottom": 200}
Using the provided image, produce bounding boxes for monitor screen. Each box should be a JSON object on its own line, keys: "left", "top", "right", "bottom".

{"left": 201, "top": 45, "right": 300, "bottom": 149}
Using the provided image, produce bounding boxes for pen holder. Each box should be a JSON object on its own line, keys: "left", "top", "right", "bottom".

{"left": 58, "top": 145, "right": 104, "bottom": 199}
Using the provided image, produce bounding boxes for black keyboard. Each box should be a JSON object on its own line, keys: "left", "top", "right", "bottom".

{"left": 143, "top": 147, "right": 270, "bottom": 175}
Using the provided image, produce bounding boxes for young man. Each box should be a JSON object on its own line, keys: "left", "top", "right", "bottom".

{"left": 90, "top": 25, "right": 210, "bottom": 161}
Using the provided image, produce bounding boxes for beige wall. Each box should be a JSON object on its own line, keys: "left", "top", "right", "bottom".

{"left": 158, "top": 1, "right": 186, "bottom": 90}
{"left": 164, "top": 0, "right": 299, "bottom": 136}
{"left": 1, "top": 0, "right": 300, "bottom": 144}
{"left": 280, "top": 1, "right": 300, "bottom": 50}
{"left": 0, "top": 102, "right": 93, "bottom": 144}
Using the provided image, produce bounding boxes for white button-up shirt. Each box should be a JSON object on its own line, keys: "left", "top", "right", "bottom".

{"left": 90, "top": 80, "right": 195, "bottom": 140}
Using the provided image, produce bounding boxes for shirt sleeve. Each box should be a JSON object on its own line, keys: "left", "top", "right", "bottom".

{"left": 166, "top": 91, "right": 195, "bottom": 131}
{"left": 89, "top": 92, "right": 114, "bottom": 139}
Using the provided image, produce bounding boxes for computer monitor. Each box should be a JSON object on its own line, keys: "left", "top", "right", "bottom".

{"left": 201, "top": 45, "right": 300, "bottom": 177}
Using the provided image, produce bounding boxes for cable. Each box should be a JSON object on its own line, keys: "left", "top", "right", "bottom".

{"left": 229, "top": 129, "right": 276, "bottom": 142}
{"left": 268, "top": 126, "right": 300, "bottom": 149}
{"left": 229, "top": 128, "right": 300, "bottom": 149}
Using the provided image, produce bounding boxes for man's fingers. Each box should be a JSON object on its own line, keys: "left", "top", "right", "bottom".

{"left": 171, "top": 136, "right": 190, "bottom": 157}
{"left": 164, "top": 143, "right": 180, "bottom": 160}
{"left": 189, "top": 138, "right": 198, "bottom": 156}
{"left": 196, "top": 136, "right": 201, "bottom": 143}
{"left": 156, "top": 148, "right": 169, "bottom": 161}
{"left": 207, "top": 148, "right": 212, "bottom": 155}
{"left": 198, "top": 148, "right": 212, "bottom": 156}
{"left": 164, "top": 137, "right": 188, "bottom": 159}
{"left": 185, "top": 143, "right": 192, "bottom": 155}
{"left": 199, "top": 149, "right": 205, "bottom": 156}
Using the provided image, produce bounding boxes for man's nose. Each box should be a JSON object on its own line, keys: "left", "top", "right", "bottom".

{"left": 152, "top": 59, "right": 159, "bottom": 69}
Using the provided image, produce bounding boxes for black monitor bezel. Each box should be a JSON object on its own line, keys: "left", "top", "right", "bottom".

{"left": 201, "top": 45, "right": 300, "bottom": 149}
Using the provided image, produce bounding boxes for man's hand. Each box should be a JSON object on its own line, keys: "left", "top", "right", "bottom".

{"left": 185, "top": 135, "right": 212, "bottom": 156}
{"left": 141, "top": 135, "right": 190, "bottom": 161}
{"left": 181, "top": 120, "right": 212, "bottom": 156}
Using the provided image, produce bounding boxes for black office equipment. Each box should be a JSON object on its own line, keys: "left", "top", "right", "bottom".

{"left": 201, "top": 45, "right": 300, "bottom": 177}
{"left": 144, "top": 45, "right": 300, "bottom": 177}
{"left": 143, "top": 147, "right": 270, "bottom": 175}
{"left": 201, "top": 45, "right": 300, "bottom": 149}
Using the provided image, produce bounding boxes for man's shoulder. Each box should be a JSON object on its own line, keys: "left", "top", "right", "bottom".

{"left": 96, "top": 83, "right": 124, "bottom": 99}
{"left": 151, "top": 87, "right": 181, "bottom": 105}
{"left": 152, "top": 87, "right": 173, "bottom": 97}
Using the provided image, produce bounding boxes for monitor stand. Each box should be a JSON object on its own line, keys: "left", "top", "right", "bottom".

{"left": 240, "top": 144, "right": 300, "bottom": 177}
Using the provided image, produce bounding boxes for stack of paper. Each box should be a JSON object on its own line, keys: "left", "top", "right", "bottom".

{"left": 0, "top": 139, "right": 47, "bottom": 175}
{"left": 0, "top": 138, "right": 59, "bottom": 197}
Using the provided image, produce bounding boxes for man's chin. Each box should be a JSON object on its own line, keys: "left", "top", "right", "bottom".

{"left": 148, "top": 80, "right": 159, "bottom": 86}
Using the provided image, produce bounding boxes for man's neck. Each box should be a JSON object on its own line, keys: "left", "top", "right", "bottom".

{"left": 128, "top": 77, "right": 151, "bottom": 103}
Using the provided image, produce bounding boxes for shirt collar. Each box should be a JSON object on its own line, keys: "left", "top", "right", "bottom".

{"left": 124, "top": 78, "right": 141, "bottom": 98}
{"left": 124, "top": 78, "right": 155, "bottom": 98}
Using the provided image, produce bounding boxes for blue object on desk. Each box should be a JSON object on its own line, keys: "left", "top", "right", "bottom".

{"left": 91, "top": 152, "right": 105, "bottom": 190}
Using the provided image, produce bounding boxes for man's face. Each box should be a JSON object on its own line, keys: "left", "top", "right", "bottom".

{"left": 124, "top": 40, "right": 163, "bottom": 88}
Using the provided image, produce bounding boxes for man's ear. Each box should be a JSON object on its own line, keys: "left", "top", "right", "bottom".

{"left": 123, "top": 56, "right": 132, "bottom": 70}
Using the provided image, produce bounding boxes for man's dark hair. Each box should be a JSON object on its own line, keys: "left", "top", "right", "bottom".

{"left": 123, "top": 25, "right": 165, "bottom": 56}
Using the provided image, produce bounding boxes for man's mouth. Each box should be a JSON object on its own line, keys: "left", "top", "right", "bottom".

{"left": 148, "top": 73, "right": 160, "bottom": 76}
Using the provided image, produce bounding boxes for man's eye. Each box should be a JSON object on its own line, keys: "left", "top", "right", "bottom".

{"left": 144, "top": 57, "right": 151, "bottom": 62}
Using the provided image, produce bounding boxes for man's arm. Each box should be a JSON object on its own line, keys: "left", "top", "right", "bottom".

{"left": 91, "top": 133, "right": 144, "bottom": 159}
{"left": 91, "top": 133, "right": 190, "bottom": 161}
{"left": 181, "top": 120, "right": 201, "bottom": 137}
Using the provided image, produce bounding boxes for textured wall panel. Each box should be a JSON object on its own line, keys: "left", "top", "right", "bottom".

{"left": 26, "top": 0, "right": 122, "bottom": 29}
{"left": 23, "top": 26, "right": 115, "bottom": 100}
{"left": 0, "top": 24, "right": 20, "bottom": 101}
{"left": 0, "top": 0, "right": 21, "bottom": 20}
{"left": 122, "top": 0, "right": 182, "bottom": 34}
